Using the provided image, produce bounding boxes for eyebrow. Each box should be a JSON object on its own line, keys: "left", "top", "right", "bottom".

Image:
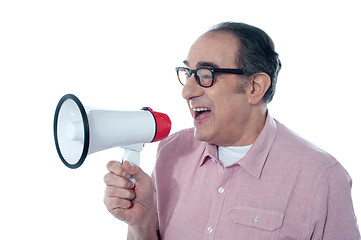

{"left": 182, "top": 60, "right": 219, "bottom": 69}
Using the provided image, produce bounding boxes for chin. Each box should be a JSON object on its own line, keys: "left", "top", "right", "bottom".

{"left": 193, "top": 128, "right": 206, "bottom": 141}
{"left": 193, "top": 128, "right": 213, "bottom": 144}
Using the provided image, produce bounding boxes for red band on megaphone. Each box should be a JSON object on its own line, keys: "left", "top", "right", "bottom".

{"left": 142, "top": 107, "right": 171, "bottom": 142}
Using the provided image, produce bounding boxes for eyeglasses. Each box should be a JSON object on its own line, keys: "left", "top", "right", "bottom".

{"left": 176, "top": 67, "right": 245, "bottom": 88}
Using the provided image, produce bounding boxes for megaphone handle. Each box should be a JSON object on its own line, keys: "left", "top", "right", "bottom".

{"left": 121, "top": 144, "right": 143, "bottom": 187}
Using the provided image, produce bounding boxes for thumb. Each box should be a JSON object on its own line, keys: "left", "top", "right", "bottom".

{"left": 123, "top": 161, "right": 150, "bottom": 184}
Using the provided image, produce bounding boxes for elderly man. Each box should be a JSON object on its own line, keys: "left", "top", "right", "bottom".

{"left": 104, "top": 22, "right": 360, "bottom": 239}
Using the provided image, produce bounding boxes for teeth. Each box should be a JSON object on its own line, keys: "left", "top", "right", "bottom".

{"left": 193, "top": 107, "right": 210, "bottom": 112}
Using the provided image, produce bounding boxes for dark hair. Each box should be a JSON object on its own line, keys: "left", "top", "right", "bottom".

{"left": 209, "top": 22, "right": 281, "bottom": 103}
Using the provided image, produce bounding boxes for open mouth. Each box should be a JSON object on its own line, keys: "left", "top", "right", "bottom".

{"left": 193, "top": 107, "right": 211, "bottom": 120}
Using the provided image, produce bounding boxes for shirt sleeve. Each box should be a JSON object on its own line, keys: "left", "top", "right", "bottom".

{"left": 310, "top": 163, "right": 360, "bottom": 239}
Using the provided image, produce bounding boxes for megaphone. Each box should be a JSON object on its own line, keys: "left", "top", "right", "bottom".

{"left": 53, "top": 94, "right": 171, "bottom": 170}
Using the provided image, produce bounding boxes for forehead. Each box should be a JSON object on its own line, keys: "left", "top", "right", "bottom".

{"left": 186, "top": 31, "right": 239, "bottom": 68}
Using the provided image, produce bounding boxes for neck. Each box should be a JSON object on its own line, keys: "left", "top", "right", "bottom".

{"left": 222, "top": 106, "right": 268, "bottom": 147}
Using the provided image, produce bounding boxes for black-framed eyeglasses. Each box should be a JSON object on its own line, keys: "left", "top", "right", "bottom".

{"left": 175, "top": 67, "right": 246, "bottom": 88}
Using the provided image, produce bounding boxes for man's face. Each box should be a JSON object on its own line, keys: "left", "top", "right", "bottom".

{"left": 182, "top": 32, "right": 253, "bottom": 146}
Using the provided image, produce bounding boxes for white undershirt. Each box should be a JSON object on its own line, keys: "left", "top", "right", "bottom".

{"left": 218, "top": 145, "right": 253, "bottom": 167}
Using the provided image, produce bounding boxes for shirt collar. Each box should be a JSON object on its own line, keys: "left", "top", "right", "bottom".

{"left": 199, "top": 142, "right": 218, "bottom": 167}
{"left": 237, "top": 113, "right": 277, "bottom": 178}
{"left": 198, "top": 112, "right": 277, "bottom": 179}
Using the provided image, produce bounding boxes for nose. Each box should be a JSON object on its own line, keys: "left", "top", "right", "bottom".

{"left": 182, "top": 74, "right": 204, "bottom": 100}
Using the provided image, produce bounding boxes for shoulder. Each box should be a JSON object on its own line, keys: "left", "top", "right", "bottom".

{"left": 157, "top": 128, "right": 205, "bottom": 156}
{"left": 268, "top": 118, "right": 355, "bottom": 195}
{"left": 273, "top": 119, "right": 339, "bottom": 168}
{"left": 153, "top": 128, "right": 206, "bottom": 186}
{"left": 155, "top": 128, "right": 208, "bottom": 168}
{"left": 158, "top": 128, "right": 196, "bottom": 150}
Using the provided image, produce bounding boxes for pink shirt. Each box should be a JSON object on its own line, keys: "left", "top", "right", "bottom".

{"left": 152, "top": 114, "right": 360, "bottom": 239}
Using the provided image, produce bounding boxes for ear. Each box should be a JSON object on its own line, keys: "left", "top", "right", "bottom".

{"left": 248, "top": 73, "right": 271, "bottom": 105}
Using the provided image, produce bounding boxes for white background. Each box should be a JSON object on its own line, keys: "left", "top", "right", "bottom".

{"left": 1, "top": 0, "right": 360, "bottom": 239}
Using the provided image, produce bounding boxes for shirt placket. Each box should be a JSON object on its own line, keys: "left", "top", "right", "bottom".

{"left": 203, "top": 166, "right": 234, "bottom": 240}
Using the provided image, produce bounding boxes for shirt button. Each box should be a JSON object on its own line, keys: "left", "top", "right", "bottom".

{"left": 207, "top": 226, "right": 214, "bottom": 234}
{"left": 218, "top": 187, "right": 225, "bottom": 194}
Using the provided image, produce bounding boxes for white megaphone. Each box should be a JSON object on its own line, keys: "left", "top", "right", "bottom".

{"left": 53, "top": 94, "right": 171, "bottom": 171}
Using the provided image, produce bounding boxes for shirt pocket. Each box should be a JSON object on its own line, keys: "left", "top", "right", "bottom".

{"left": 233, "top": 206, "right": 284, "bottom": 232}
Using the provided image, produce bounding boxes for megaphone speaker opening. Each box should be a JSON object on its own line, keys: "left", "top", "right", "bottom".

{"left": 54, "top": 94, "right": 90, "bottom": 169}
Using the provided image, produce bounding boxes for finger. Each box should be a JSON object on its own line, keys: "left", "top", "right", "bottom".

{"left": 104, "top": 196, "right": 133, "bottom": 211}
{"left": 123, "top": 161, "right": 151, "bottom": 184}
{"left": 104, "top": 172, "right": 133, "bottom": 189}
{"left": 105, "top": 186, "right": 135, "bottom": 200}
{"left": 106, "top": 161, "right": 131, "bottom": 178}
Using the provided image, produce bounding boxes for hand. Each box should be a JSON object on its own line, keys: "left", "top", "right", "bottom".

{"left": 103, "top": 161, "right": 156, "bottom": 228}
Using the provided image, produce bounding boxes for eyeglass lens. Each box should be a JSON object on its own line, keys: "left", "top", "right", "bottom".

{"left": 178, "top": 68, "right": 213, "bottom": 87}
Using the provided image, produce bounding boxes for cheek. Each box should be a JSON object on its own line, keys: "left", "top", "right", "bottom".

{"left": 214, "top": 95, "right": 249, "bottom": 123}
{"left": 215, "top": 106, "right": 234, "bottom": 125}
{"left": 207, "top": 82, "right": 248, "bottom": 121}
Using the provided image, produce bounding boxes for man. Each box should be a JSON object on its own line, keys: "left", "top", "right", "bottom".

{"left": 103, "top": 22, "right": 360, "bottom": 239}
